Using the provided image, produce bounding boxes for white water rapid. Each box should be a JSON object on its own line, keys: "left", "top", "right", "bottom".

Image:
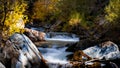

{"left": 45, "top": 32, "right": 79, "bottom": 42}
{"left": 38, "top": 32, "right": 79, "bottom": 68}
{"left": 38, "top": 46, "right": 73, "bottom": 68}
{"left": 39, "top": 46, "right": 72, "bottom": 64}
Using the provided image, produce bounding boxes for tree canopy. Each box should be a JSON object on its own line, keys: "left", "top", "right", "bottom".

{"left": 0, "top": 0, "right": 120, "bottom": 43}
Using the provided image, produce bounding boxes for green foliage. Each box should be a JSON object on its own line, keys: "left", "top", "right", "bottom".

{"left": 32, "top": 0, "right": 59, "bottom": 22}
{"left": 105, "top": 0, "right": 120, "bottom": 23}
{"left": 62, "top": 11, "right": 88, "bottom": 32}
{"left": 57, "top": 0, "right": 97, "bottom": 20}
{"left": 69, "top": 12, "right": 82, "bottom": 26}
{"left": 31, "top": 0, "right": 105, "bottom": 32}
{"left": 28, "top": 0, "right": 109, "bottom": 33}
{"left": 56, "top": 0, "right": 98, "bottom": 32}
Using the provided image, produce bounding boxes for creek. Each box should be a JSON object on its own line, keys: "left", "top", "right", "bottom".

{"left": 29, "top": 27, "right": 120, "bottom": 68}
{"left": 38, "top": 32, "right": 79, "bottom": 68}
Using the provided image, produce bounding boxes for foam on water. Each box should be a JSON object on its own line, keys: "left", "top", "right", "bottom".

{"left": 45, "top": 37, "right": 79, "bottom": 42}
{"left": 38, "top": 46, "right": 72, "bottom": 64}
{"left": 37, "top": 32, "right": 79, "bottom": 68}
{"left": 45, "top": 34, "right": 79, "bottom": 42}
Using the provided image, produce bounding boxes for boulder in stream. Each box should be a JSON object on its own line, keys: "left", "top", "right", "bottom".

{"left": 24, "top": 28, "right": 46, "bottom": 42}
{"left": 83, "top": 41, "right": 120, "bottom": 60}
{"left": 71, "top": 41, "right": 120, "bottom": 68}
{"left": 2, "top": 33, "right": 48, "bottom": 68}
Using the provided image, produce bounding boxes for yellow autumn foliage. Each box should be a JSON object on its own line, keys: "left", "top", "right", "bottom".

{"left": 2, "top": 1, "right": 28, "bottom": 40}
{"left": 69, "top": 12, "right": 82, "bottom": 26}
{"left": 105, "top": 0, "right": 120, "bottom": 22}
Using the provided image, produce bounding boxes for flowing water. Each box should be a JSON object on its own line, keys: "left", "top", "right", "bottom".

{"left": 38, "top": 32, "right": 79, "bottom": 68}
{"left": 29, "top": 27, "right": 120, "bottom": 68}
{"left": 38, "top": 46, "right": 73, "bottom": 68}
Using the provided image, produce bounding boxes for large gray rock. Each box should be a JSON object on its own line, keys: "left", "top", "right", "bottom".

{"left": 9, "top": 33, "right": 43, "bottom": 68}
{"left": 83, "top": 41, "right": 120, "bottom": 60}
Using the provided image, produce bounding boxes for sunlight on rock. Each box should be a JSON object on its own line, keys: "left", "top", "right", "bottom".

{"left": 9, "top": 33, "right": 43, "bottom": 68}
{"left": 83, "top": 41, "right": 120, "bottom": 60}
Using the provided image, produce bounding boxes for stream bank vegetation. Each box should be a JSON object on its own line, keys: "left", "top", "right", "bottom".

{"left": 29, "top": 0, "right": 120, "bottom": 45}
